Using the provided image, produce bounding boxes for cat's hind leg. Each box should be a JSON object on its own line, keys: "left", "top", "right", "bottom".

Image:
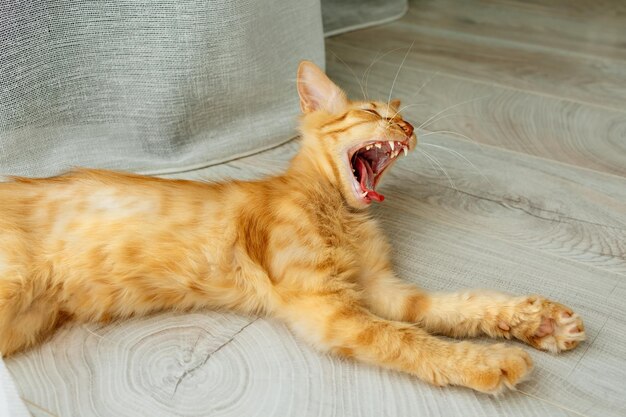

{"left": 0, "top": 215, "right": 67, "bottom": 356}
{"left": 360, "top": 273, "right": 585, "bottom": 353}
{"left": 0, "top": 273, "right": 63, "bottom": 357}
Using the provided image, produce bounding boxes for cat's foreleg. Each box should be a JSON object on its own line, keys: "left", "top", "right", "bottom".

{"left": 360, "top": 273, "right": 585, "bottom": 353}
{"left": 276, "top": 291, "right": 532, "bottom": 394}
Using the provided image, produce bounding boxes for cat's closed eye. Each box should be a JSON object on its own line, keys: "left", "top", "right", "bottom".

{"left": 361, "top": 108, "right": 379, "bottom": 115}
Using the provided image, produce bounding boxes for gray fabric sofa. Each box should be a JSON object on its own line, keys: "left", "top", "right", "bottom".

{"left": 0, "top": 0, "right": 407, "bottom": 178}
{"left": 0, "top": 0, "right": 324, "bottom": 177}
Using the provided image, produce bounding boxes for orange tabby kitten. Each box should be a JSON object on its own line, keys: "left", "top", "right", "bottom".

{"left": 0, "top": 61, "right": 584, "bottom": 394}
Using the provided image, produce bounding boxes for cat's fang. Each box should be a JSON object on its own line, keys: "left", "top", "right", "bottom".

{"left": 366, "top": 145, "right": 372, "bottom": 150}
{"left": 375, "top": 143, "right": 382, "bottom": 149}
{"left": 389, "top": 141, "right": 395, "bottom": 150}
{"left": 403, "top": 147, "right": 408, "bottom": 156}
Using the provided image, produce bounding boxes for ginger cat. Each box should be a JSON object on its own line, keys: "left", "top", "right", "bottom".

{"left": 0, "top": 61, "right": 585, "bottom": 394}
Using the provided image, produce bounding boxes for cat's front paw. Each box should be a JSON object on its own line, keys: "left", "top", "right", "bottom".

{"left": 459, "top": 343, "right": 533, "bottom": 395}
{"left": 501, "top": 296, "right": 585, "bottom": 353}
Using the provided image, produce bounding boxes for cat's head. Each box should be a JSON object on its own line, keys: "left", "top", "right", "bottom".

{"left": 295, "top": 61, "right": 417, "bottom": 209}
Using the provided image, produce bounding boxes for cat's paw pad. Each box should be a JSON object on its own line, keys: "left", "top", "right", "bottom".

{"left": 509, "top": 297, "right": 585, "bottom": 353}
{"left": 464, "top": 344, "right": 533, "bottom": 395}
{"left": 532, "top": 308, "right": 585, "bottom": 352}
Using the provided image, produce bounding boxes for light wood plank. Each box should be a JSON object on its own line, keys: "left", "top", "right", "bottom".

{"left": 407, "top": 0, "right": 626, "bottom": 62}
{"left": 325, "top": 42, "right": 626, "bottom": 177}
{"left": 327, "top": 16, "right": 626, "bottom": 111}
{"left": 387, "top": 135, "right": 626, "bottom": 275}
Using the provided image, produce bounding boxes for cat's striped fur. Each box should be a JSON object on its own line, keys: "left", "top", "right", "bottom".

{"left": 0, "top": 61, "right": 584, "bottom": 394}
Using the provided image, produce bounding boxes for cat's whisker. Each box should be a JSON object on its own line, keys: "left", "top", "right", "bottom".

{"left": 362, "top": 49, "right": 381, "bottom": 87}
{"left": 420, "top": 131, "right": 447, "bottom": 138}
{"left": 383, "top": 72, "right": 440, "bottom": 128}
{"left": 386, "top": 40, "right": 415, "bottom": 111}
{"left": 383, "top": 70, "right": 441, "bottom": 127}
{"left": 419, "top": 129, "right": 487, "bottom": 153}
{"left": 416, "top": 148, "right": 457, "bottom": 190}
{"left": 328, "top": 49, "right": 367, "bottom": 100}
{"left": 415, "top": 147, "right": 442, "bottom": 176}
{"left": 361, "top": 50, "right": 381, "bottom": 100}
{"left": 421, "top": 142, "right": 494, "bottom": 188}
{"left": 416, "top": 113, "right": 465, "bottom": 131}
{"left": 410, "top": 70, "right": 441, "bottom": 100}
{"left": 362, "top": 47, "right": 406, "bottom": 98}
{"left": 516, "top": 389, "right": 590, "bottom": 417}
{"left": 417, "top": 95, "right": 491, "bottom": 131}
{"left": 386, "top": 102, "right": 429, "bottom": 127}
{"left": 420, "top": 130, "right": 494, "bottom": 167}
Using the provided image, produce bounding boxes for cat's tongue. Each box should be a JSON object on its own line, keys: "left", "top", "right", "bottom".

{"left": 355, "top": 156, "right": 385, "bottom": 202}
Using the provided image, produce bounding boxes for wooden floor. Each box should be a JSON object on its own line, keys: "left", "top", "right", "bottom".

{"left": 6, "top": 1, "right": 626, "bottom": 416}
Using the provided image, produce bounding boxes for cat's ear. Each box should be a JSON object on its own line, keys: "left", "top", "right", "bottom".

{"left": 297, "top": 61, "right": 348, "bottom": 114}
{"left": 389, "top": 99, "right": 401, "bottom": 111}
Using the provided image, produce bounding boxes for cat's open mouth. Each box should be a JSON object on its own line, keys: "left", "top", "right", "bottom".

{"left": 349, "top": 140, "right": 408, "bottom": 203}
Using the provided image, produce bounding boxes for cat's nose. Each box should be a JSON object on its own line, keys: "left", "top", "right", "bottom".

{"left": 398, "top": 120, "right": 414, "bottom": 137}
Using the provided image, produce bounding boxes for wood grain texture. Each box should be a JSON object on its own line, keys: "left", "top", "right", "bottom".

{"left": 5, "top": 0, "right": 626, "bottom": 416}
{"left": 328, "top": 3, "right": 626, "bottom": 111}
{"left": 406, "top": 0, "right": 626, "bottom": 61}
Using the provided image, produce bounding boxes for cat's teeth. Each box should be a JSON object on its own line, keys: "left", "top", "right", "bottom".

{"left": 366, "top": 145, "right": 372, "bottom": 150}
{"left": 375, "top": 143, "right": 382, "bottom": 149}
{"left": 389, "top": 141, "right": 395, "bottom": 150}
{"left": 403, "top": 147, "right": 408, "bottom": 156}
{"left": 360, "top": 191, "right": 368, "bottom": 197}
